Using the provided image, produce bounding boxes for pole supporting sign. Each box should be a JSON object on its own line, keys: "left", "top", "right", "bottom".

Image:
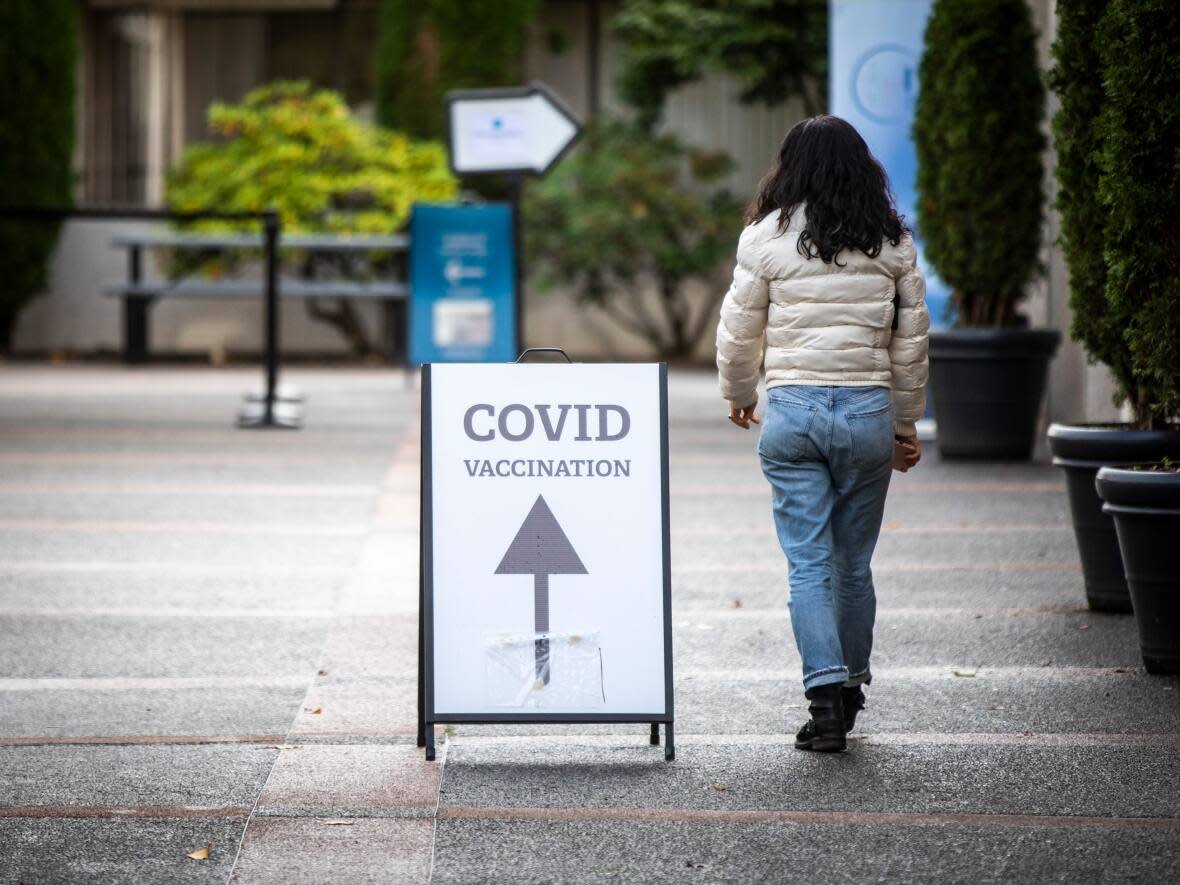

{"left": 418, "top": 362, "right": 675, "bottom": 761}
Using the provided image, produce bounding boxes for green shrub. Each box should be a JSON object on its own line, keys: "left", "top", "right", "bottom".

{"left": 166, "top": 81, "right": 456, "bottom": 355}
{"left": 1096, "top": 0, "right": 1180, "bottom": 427}
{"left": 913, "top": 0, "right": 1045, "bottom": 327}
{"left": 167, "top": 81, "right": 456, "bottom": 235}
{"left": 613, "top": 0, "right": 827, "bottom": 130}
{"left": 374, "top": 0, "right": 538, "bottom": 140}
{"left": 1050, "top": 0, "right": 1133, "bottom": 405}
{"left": 524, "top": 121, "right": 741, "bottom": 359}
{"left": 0, "top": 0, "right": 76, "bottom": 352}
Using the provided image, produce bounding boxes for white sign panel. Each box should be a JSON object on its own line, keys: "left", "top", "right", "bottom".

{"left": 447, "top": 83, "right": 582, "bottom": 175}
{"left": 423, "top": 363, "right": 671, "bottom": 718}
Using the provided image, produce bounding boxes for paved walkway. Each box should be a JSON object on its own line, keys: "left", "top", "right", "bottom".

{"left": 1, "top": 365, "right": 1177, "bottom": 884}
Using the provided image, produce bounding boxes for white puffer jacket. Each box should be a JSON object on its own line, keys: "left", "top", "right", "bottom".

{"left": 716, "top": 207, "right": 930, "bottom": 437}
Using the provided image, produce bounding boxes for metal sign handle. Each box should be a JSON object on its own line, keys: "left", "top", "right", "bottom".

{"left": 516, "top": 347, "right": 572, "bottom": 363}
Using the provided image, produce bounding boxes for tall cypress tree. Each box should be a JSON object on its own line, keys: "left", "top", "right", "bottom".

{"left": 1049, "top": 0, "right": 1127, "bottom": 400}
{"left": 1095, "top": 0, "right": 1180, "bottom": 427}
{"left": 913, "top": 0, "right": 1045, "bottom": 327}
{"left": 0, "top": 0, "right": 77, "bottom": 351}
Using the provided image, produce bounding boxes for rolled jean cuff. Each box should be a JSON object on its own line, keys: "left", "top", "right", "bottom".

{"left": 802, "top": 665, "right": 849, "bottom": 691}
{"left": 844, "top": 668, "right": 872, "bottom": 687}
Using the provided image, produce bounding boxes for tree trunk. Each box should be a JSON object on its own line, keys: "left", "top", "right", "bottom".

{"left": 659, "top": 274, "right": 689, "bottom": 359}
{"left": 304, "top": 298, "right": 374, "bottom": 358}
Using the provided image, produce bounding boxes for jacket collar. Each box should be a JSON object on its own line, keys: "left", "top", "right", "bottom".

{"left": 772, "top": 205, "right": 808, "bottom": 233}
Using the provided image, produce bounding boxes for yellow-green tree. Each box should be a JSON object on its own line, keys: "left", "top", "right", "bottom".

{"left": 168, "top": 81, "right": 456, "bottom": 234}
{"left": 167, "top": 81, "right": 457, "bottom": 355}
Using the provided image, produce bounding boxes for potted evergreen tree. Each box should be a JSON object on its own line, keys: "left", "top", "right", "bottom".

{"left": 1088, "top": 0, "right": 1180, "bottom": 672}
{"left": 913, "top": 0, "right": 1059, "bottom": 459}
{"left": 1046, "top": 0, "right": 1180, "bottom": 613}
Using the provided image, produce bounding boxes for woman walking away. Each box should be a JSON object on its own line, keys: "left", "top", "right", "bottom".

{"left": 716, "top": 115, "right": 930, "bottom": 753}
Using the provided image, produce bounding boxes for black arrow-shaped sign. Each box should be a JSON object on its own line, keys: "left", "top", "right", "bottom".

{"left": 495, "top": 495, "right": 587, "bottom": 685}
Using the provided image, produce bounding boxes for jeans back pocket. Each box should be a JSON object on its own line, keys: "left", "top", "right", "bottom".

{"left": 845, "top": 396, "right": 894, "bottom": 470}
{"left": 758, "top": 392, "right": 818, "bottom": 464}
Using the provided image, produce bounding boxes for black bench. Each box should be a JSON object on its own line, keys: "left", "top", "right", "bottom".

{"left": 107, "top": 232, "right": 409, "bottom": 363}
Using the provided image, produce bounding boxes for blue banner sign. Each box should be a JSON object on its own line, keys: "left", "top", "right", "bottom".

{"left": 409, "top": 203, "right": 517, "bottom": 365}
{"left": 829, "top": 0, "right": 952, "bottom": 327}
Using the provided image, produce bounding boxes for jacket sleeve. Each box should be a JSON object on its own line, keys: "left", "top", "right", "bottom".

{"left": 889, "top": 236, "right": 931, "bottom": 437}
{"left": 715, "top": 227, "right": 770, "bottom": 409}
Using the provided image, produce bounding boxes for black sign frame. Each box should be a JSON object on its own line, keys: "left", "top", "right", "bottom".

{"left": 416, "top": 363, "right": 675, "bottom": 761}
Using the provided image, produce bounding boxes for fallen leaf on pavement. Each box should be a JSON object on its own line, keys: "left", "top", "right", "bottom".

{"left": 711, "top": 783, "right": 728, "bottom": 792}
{"left": 186, "top": 846, "right": 210, "bottom": 861}
{"left": 952, "top": 669, "right": 977, "bottom": 678}
{"left": 323, "top": 820, "right": 354, "bottom": 826}
{"left": 305, "top": 707, "right": 322, "bottom": 715}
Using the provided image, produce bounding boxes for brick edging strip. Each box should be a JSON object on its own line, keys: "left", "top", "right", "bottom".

{"left": 436, "top": 805, "right": 1180, "bottom": 830}
{"left": 0, "top": 805, "right": 252, "bottom": 819}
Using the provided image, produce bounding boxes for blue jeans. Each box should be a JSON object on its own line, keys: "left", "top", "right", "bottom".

{"left": 758, "top": 385, "right": 893, "bottom": 691}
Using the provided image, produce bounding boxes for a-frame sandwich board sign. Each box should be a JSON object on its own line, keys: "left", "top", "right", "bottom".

{"left": 417, "top": 360, "right": 674, "bottom": 760}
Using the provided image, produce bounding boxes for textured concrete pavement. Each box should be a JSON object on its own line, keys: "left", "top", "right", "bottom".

{"left": 1, "top": 365, "right": 1178, "bottom": 883}
{"left": 1, "top": 366, "right": 428, "bottom": 884}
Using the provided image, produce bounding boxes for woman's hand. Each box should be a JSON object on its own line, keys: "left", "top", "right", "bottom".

{"left": 893, "top": 435, "right": 921, "bottom": 471}
{"left": 728, "top": 401, "right": 760, "bottom": 430}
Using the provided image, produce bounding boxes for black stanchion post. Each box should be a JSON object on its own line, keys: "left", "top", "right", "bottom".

{"left": 239, "top": 209, "right": 301, "bottom": 429}
{"left": 263, "top": 211, "right": 279, "bottom": 423}
{"left": 125, "top": 244, "right": 148, "bottom": 365}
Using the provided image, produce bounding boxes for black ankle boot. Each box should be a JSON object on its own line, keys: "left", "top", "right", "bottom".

{"left": 795, "top": 684, "right": 847, "bottom": 752}
{"left": 841, "top": 686, "right": 865, "bottom": 733}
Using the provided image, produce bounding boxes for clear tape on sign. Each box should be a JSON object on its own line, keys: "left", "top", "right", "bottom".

{"left": 484, "top": 630, "right": 605, "bottom": 708}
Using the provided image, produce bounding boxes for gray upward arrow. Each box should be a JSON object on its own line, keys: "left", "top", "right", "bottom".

{"left": 495, "top": 495, "right": 587, "bottom": 685}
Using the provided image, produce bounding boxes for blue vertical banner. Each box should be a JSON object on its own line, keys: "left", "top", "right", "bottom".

{"left": 829, "top": 0, "right": 951, "bottom": 327}
{"left": 408, "top": 203, "right": 518, "bottom": 365}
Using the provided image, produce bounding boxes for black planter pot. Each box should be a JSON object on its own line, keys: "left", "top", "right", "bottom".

{"left": 1095, "top": 467, "right": 1180, "bottom": 674}
{"left": 1047, "top": 424, "right": 1180, "bottom": 613}
{"left": 928, "top": 329, "right": 1060, "bottom": 460}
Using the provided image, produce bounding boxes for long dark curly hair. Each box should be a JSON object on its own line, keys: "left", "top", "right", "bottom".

{"left": 746, "top": 115, "right": 906, "bottom": 264}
